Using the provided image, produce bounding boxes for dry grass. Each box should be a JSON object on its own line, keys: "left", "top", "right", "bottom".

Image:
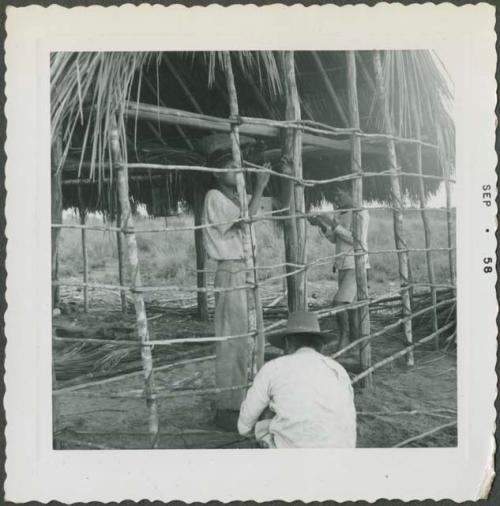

{"left": 58, "top": 207, "right": 454, "bottom": 293}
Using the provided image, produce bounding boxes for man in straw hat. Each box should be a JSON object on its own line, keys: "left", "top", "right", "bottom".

{"left": 237, "top": 311, "right": 356, "bottom": 448}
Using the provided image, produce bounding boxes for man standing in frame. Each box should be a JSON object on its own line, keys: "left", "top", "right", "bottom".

{"left": 202, "top": 148, "right": 270, "bottom": 430}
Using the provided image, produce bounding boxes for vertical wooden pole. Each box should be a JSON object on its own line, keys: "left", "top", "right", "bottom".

{"left": 111, "top": 120, "right": 160, "bottom": 449}
{"left": 223, "top": 52, "right": 265, "bottom": 375}
{"left": 116, "top": 202, "right": 127, "bottom": 313}
{"left": 193, "top": 184, "right": 209, "bottom": 322}
{"left": 411, "top": 109, "right": 439, "bottom": 344}
{"left": 373, "top": 50, "right": 414, "bottom": 366}
{"left": 77, "top": 187, "right": 89, "bottom": 313}
{"left": 282, "top": 51, "right": 307, "bottom": 311}
{"left": 437, "top": 129, "right": 456, "bottom": 291}
{"left": 346, "top": 51, "right": 372, "bottom": 388}
{"left": 51, "top": 136, "right": 63, "bottom": 309}
{"left": 444, "top": 165, "right": 456, "bottom": 290}
{"left": 51, "top": 135, "right": 63, "bottom": 447}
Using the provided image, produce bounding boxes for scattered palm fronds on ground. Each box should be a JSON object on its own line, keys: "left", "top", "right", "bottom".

{"left": 53, "top": 286, "right": 455, "bottom": 391}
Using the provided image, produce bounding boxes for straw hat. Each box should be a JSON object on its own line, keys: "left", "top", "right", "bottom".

{"left": 268, "top": 311, "right": 334, "bottom": 349}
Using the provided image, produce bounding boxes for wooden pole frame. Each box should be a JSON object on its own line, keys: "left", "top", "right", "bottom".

{"left": 411, "top": 107, "right": 439, "bottom": 344}
{"left": 373, "top": 50, "right": 414, "bottom": 366}
{"left": 51, "top": 136, "right": 63, "bottom": 309}
{"left": 223, "top": 52, "right": 265, "bottom": 376}
{"left": 444, "top": 161, "right": 456, "bottom": 290}
{"left": 111, "top": 118, "right": 160, "bottom": 449}
{"left": 283, "top": 51, "right": 307, "bottom": 311}
{"left": 51, "top": 134, "right": 63, "bottom": 446}
{"left": 437, "top": 128, "right": 456, "bottom": 291}
{"left": 124, "top": 102, "right": 384, "bottom": 156}
{"left": 116, "top": 197, "right": 128, "bottom": 314}
{"left": 346, "top": 51, "right": 372, "bottom": 387}
{"left": 77, "top": 187, "right": 89, "bottom": 313}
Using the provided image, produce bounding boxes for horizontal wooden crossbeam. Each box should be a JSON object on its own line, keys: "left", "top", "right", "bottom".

{"left": 124, "top": 102, "right": 385, "bottom": 156}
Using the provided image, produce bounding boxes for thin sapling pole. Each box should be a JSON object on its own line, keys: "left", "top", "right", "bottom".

{"left": 346, "top": 51, "right": 372, "bottom": 387}
{"left": 373, "top": 50, "right": 414, "bottom": 366}
{"left": 111, "top": 118, "right": 160, "bottom": 449}
{"left": 223, "top": 52, "right": 265, "bottom": 375}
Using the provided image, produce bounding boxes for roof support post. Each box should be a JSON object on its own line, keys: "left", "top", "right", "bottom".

{"left": 51, "top": 134, "right": 63, "bottom": 310}
{"left": 77, "top": 187, "right": 89, "bottom": 313}
{"left": 410, "top": 101, "right": 439, "bottom": 347}
{"left": 282, "top": 51, "right": 307, "bottom": 311}
{"left": 111, "top": 117, "right": 160, "bottom": 448}
{"left": 346, "top": 51, "right": 372, "bottom": 388}
{"left": 51, "top": 134, "right": 63, "bottom": 448}
{"left": 223, "top": 53, "right": 265, "bottom": 381}
{"left": 373, "top": 50, "right": 414, "bottom": 366}
{"left": 115, "top": 202, "right": 128, "bottom": 314}
{"left": 444, "top": 164, "right": 456, "bottom": 294}
{"left": 437, "top": 129, "right": 456, "bottom": 295}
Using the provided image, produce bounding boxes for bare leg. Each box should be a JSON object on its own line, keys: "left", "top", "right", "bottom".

{"left": 334, "top": 301, "right": 349, "bottom": 350}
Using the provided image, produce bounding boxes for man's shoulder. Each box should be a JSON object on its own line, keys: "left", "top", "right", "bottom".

{"left": 258, "top": 354, "right": 293, "bottom": 374}
{"left": 261, "top": 355, "right": 287, "bottom": 369}
{"left": 321, "top": 355, "right": 352, "bottom": 381}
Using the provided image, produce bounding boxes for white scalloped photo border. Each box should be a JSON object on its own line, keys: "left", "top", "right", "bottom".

{"left": 4, "top": 3, "right": 497, "bottom": 503}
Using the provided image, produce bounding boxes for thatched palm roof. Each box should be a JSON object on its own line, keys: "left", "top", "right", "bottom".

{"left": 51, "top": 50, "right": 454, "bottom": 216}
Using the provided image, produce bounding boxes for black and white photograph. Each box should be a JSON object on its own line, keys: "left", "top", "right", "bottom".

{"left": 4, "top": 3, "right": 496, "bottom": 503}
{"left": 51, "top": 48, "right": 457, "bottom": 450}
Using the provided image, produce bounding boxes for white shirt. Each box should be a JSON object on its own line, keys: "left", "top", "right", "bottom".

{"left": 325, "top": 210, "right": 370, "bottom": 270}
{"left": 202, "top": 189, "right": 245, "bottom": 261}
{"left": 238, "top": 348, "right": 356, "bottom": 448}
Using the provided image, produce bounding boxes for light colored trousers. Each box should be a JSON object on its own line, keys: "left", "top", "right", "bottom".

{"left": 214, "top": 260, "right": 253, "bottom": 411}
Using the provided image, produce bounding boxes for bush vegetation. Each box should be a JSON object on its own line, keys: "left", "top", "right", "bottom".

{"left": 58, "top": 208, "right": 454, "bottom": 293}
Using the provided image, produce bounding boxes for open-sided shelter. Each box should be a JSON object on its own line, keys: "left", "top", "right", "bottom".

{"left": 51, "top": 50, "right": 456, "bottom": 448}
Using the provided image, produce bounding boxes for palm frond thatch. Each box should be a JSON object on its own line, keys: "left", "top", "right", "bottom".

{"left": 51, "top": 50, "right": 455, "bottom": 215}
{"left": 375, "top": 50, "right": 454, "bottom": 168}
{"left": 51, "top": 52, "right": 155, "bottom": 179}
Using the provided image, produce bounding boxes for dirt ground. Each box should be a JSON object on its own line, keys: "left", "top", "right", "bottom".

{"left": 54, "top": 282, "right": 457, "bottom": 449}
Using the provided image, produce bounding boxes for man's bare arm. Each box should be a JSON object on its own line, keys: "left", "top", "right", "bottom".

{"left": 248, "top": 162, "right": 271, "bottom": 218}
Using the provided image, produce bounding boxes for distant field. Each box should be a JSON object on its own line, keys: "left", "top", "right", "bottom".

{"left": 58, "top": 207, "right": 455, "bottom": 295}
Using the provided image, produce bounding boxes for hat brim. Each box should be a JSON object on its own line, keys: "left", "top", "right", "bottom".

{"left": 268, "top": 330, "right": 335, "bottom": 350}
